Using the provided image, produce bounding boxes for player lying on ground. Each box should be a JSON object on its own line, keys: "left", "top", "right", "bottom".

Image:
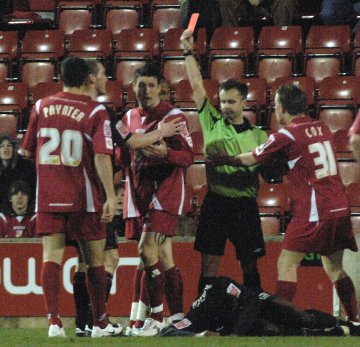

{"left": 160, "top": 276, "right": 360, "bottom": 337}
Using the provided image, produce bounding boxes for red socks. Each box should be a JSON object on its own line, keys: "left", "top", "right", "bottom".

{"left": 87, "top": 266, "right": 108, "bottom": 329}
{"left": 275, "top": 280, "right": 297, "bottom": 302}
{"left": 165, "top": 266, "right": 184, "bottom": 318}
{"left": 41, "top": 262, "right": 62, "bottom": 326}
{"left": 145, "top": 262, "right": 165, "bottom": 322}
{"left": 335, "top": 277, "right": 359, "bottom": 321}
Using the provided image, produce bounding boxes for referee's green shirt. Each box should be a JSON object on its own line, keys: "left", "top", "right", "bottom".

{"left": 199, "top": 99, "right": 268, "bottom": 198}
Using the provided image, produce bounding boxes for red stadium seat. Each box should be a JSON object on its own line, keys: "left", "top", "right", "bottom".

{"left": 31, "top": 81, "right": 64, "bottom": 104}
{"left": 114, "top": 60, "right": 146, "bottom": 90}
{"left": 29, "top": 0, "right": 57, "bottom": 11}
{"left": 304, "top": 26, "right": 351, "bottom": 85}
{"left": 151, "top": 0, "right": 181, "bottom": 36}
{"left": 56, "top": 1, "right": 95, "bottom": 39}
{"left": 96, "top": 80, "right": 123, "bottom": 112}
{"left": 346, "top": 183, "right": 360, "bottom": 214}
{"left": 103, "top": 1, "right": 142, "bottom": 34}
{"left": 0, "top": 113, "right": 18, "bottom": 137}
{"left": 338, "top": 161, "right": 360, "bottom": 186}
{"left": 260, "top": 216, "right": 283, "bottom": 236}
{"left": 191, "top": 131, "right": 204, "bottom": 161}
{"left": 20, "top": 60, "right": 57, "bottom": 92}
{"left": 183, "top": 110, "right": 201, "bottom": 133}
{"left": 256, "top": 26, "right": 302, "bottom": 87}
{"left": 333, "top": 130, "right": 353, "bottom": 160}
{"left": 113, "top": 28, "right": 160, "bottom": 58}
{"left": 239, "top": 77, "right": 267, "bottom": 126}
{"left": 351, "top": 28, "right": 360, "bottom": 76}
{"left": 209, "top": 27, "right": 255, "bottom": 82}
{"left": 0, "top": 31, "right": 18, "bottom": 82}
{"left": 317, "top": 76, "right": 360, "bottom": 132}
{"left": 257, "top": 182, "right": 290, "bottom": 214}
{"left": 67, "top": 29, "right": 112, "bottom": 61}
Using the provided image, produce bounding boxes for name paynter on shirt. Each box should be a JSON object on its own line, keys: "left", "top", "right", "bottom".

{"left": 42, "top": 104, "right": 85, "bottom": 122}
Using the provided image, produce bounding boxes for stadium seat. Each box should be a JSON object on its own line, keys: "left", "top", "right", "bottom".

{"left": 257, "top": 181, "right": 290, "bottom": 214}
{"left": 31, "top": 81, "right": 64, "bottom": 104}
{"left": 260, "top": 215, "right": 283, "bottom": 236}
{"left": 351, "top": 215, "right": 360, "bottom": 234}
{"left": 191, "top": 131, "right": 204, "bottom": 161}
{"left": 333, "top": 130, "right": 353, "bottom": 160}
{"left": 56, "top": 1, "right": 95, "bottom": 39}
{"left": 0, "top": 31, "right": 18, "bottom": 82}
{"left": 103, "top": 0, "right": 143, "bottom": 34}
{"left": 96, "top": 80, "right": 123, "bottom": 112}
{"left": 346, "top": 183, "right": 360, "bottom": 214}
{"left": 20, "top": 60, "right": 57, "bottom": 92}
{"left": 239, "top": 77, "right": 267, "bottom": 126}
{"left": 183, "top": 110, "right": 201, "bottom": 133}
{"left": 256, "top": 26, "right": 302, "bottom": 87}
{"left": 209, "top": 27, "right": 255, "bottom": 82}
{"left": 114, "top": 60, "right": 147, "bottom": 90}
{"left": 351, "top": 28, "right": 360, "bottom": 76}
{"left": 113, "top": 28, "right": 160, "bottom": 58}
{"left": 338, "top": 161, "right": 360, "bottom": 186}
{"left": 304, "top": 25, "right": 351, "bottom": 85}
{"left": 317, "top": 76, "right": 360, "bottom": 133}
{"left": 0, "top": 113, "right": 18, "bottom": 137}
{"left": 150, "top": 0, "right": 181, "bottom": 36}
{"left": 193, "top": 184, "right": 208, "bottom": 216}
{"left": 29, "top": 0, "right": 57, "bottom": 11}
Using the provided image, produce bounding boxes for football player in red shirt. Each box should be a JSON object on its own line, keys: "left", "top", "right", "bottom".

{"left": 20, "top": 57, "right": 122, "bottom": 338}
{"left": 208, "top": 84, "right": 359, "bottom": 322}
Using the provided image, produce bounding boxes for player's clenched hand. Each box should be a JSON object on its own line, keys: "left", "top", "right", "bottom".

{"left": 142, "top": 139, "right": 168, "bottom": 158}
{"left": 102, "top": 197, "right": 116, "bottom": 223}
{"left": 159, "top": 117, "right": 182, "bottom": 137}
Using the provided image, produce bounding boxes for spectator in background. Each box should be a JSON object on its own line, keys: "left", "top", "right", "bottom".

{"left": 320, "top": 0, "right": 360, "bottom": 32}
{"left": 159, "top": 80, "right": 171, "bottom": 102}
{"left": 0, "top": 134, "right": 36, "bottom": 211}
{"left": 0, "top": 180, "right": 36, "bottom": 238}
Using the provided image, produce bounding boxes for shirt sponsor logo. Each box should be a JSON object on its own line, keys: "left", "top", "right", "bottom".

{"left": 116, "top": 120, "right": 130, "bottom": 139}
{"left": 226, "top": 283, "right": 241, "bottom": 298}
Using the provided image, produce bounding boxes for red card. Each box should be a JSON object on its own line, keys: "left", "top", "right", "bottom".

{"left": 187, "top": 13, "right": 199, "bottom": 33}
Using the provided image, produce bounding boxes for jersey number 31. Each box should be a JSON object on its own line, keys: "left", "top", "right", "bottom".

{"left": 308, "top": 141, "right": 337, "bottom": 179}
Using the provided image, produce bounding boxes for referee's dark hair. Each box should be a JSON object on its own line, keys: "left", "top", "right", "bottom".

{"left": 61, "top": 56, "right": 90, "bottom": 88}
{"left": 276, "top": 84, "right": 307, "bottom": 115}
{"left": 219, "top": 79, "right": 248, "bottom": 100}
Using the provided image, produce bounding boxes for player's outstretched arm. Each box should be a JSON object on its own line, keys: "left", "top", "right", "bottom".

{"left": 95, "top": 154, "right": 116, "bottom": 223}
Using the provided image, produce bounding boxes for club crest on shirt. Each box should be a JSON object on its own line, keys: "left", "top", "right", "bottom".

{"left": 116, "top": 120, "right": 130, "bottom": 139}
{"left": 255, "top": 134, "right": 275, "bottom": 155}
{"left": 174, "top": 318, "right": 192, "bottom": 329}
{"left": 226, "top": 283, "right": 241, "bottom": 298}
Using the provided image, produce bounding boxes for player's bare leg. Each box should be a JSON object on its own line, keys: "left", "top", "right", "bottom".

{"left": 322, "top": 250, "right": 359, "bottom": 321}
{"left": 275, "top": 249, "right": 305, "bottom": 302}
{"left": 42, "top": 234, "right": 67, "bottom": 337}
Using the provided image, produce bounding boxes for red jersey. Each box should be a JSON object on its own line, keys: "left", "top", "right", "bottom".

{"left": 253, "top": 116, "right": 349, "bottom": 222}
{"left": 117, "top": 101, "right": 194, "bottom": 217}
{"left": 349, "top": 110, "right": 360, "bottom": 136}
{"left": 0, "top": 213, "right": 37, "bottom": 238}
{"left": 21, "top": 92, "right": 113, "bottom": 213}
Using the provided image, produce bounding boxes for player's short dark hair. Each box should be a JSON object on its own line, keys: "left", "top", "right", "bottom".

{"left": 276, "top": 84, "right": 307, "bottom": 115}
{"left": 8, "top": 180, "right": 31, "bottom": 200}
{"left": 134, "top": 61, "right": 162, "bottom": 84}
{"left": 219, "top": 79, "right": 248, "bottom": 100}
{"left": 61, "top": 56, "right": 90, "bottom": 87}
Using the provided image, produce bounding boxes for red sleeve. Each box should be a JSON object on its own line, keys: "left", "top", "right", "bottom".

{"left": 349, "top": 110, "right": 360, "bottom": 137}
{"left": 92, "top": 109, "right": 114, "bottom": 155}
{"left": 165, "top": 114, "right": 194, "bottom": 167}
{"left": 252, "top": 131, "right": 292, "bottom": 164}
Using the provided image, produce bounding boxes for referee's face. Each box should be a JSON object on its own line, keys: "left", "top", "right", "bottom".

{"left": 219, "top": 88, "right": 244, "bottom": 124}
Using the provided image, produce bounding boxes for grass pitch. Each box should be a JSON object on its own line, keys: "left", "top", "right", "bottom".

{"left": 0, "top": 329, "right": 359, "bottom": 347}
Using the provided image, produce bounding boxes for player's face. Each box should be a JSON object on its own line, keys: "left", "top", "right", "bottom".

{"left": 274, "top": 93, "right": 286, "bottom": 124}
{"left": 134, "top": 76, "right": 161, "bottom": 109}
{"left": 94, "top": 63, "right": 108, "bottom": 96}
{"left": 0, "top": 139, "right": 14, "bottom": 161}
{"left": 10, "top": 191, "right": 29, "bottom": 215}
{"left": 219, "top": 88, "right": 244, "bottom": 124}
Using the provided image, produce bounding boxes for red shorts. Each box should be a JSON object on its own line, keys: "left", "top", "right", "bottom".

{"left": 125, "top": 210, "right": 178, "bottom": 240}
{"left": 284, "top": 215, "right": 358, "bottom": 256}
{"left": 37, "top": 212, "right": 106, "bottom": 241}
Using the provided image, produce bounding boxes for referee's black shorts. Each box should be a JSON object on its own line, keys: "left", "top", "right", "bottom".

{"left": 194, "top": 191, "right": 265, "bottom": 263}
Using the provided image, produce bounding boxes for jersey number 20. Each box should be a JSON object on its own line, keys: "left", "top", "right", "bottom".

{"left": 308, "top": 141, "right": 337, "bottom": 179}
{"left": 39, "top": 128, "right": 83, "bottom": 167}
